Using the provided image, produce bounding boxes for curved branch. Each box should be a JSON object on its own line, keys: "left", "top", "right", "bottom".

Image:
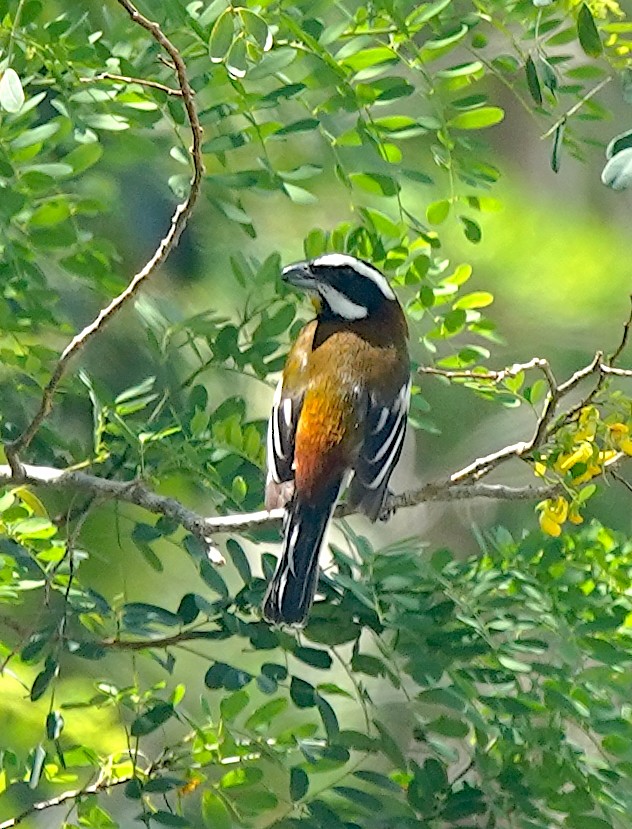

{"left": 4, "top": 0, "right": 204, "bottom": 473}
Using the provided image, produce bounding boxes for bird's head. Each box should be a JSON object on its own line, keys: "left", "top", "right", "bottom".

{"left": 281, "top": 254, "right": 398, "bottom": 321}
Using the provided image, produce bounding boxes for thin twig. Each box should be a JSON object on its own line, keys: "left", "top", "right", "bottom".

{"left": 4, "top": 0, "right": 204, "bottom": 472}
{"left": 419, "top": 357, "right": 549, "bottom": 384}
{"left": 0, "top": 773, "right": 134, "bottom": 829}
{"left": 540, "top": 76, "right": 612, "bottom": 139}
{"left": 609, "top": 468, "right": 632, "bottom": 495}
{"left": 100, "top": 629, "right": 222, "bottom": 650}
{"left": 79, "top": 71, "right": 183, "bottom": 96}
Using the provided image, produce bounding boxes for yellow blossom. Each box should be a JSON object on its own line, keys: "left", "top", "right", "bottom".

{"left": 539, "top": 512, "right": 562, "bottom": 537}
{"left": 609, "top": 423, "right": 632, "bottom": 456}
{"left": 533, "top": 461, "right": 547, "bottom": 477}
{"left": 568, "top": 506, "right": 584, "bottom": 525}
{"left": 555, "top": 441, "right": 593, "bottom": 473}
{"left": 576, "top": 406, "right": 599, "bottom": 441}
{"left": 598, "top": 449, "right": 618, "bottom": 465}
{"left": 572, "top": 465, "right": 601, "bottom": 485}
{"left": 536, "top": 496, "right": 568, "bottom": 537}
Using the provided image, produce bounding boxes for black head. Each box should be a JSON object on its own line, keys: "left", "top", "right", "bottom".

{"left": 282, "top": 254, "right": 397, "bottom": 321}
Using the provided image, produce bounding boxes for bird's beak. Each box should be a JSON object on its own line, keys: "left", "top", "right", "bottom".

{"left": 281, "top": 261, "right": 314, "bottom": 288}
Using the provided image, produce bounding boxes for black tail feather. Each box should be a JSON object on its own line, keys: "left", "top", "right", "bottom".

{"left": 263, "top": 494, "right": 337, "bottom": 626}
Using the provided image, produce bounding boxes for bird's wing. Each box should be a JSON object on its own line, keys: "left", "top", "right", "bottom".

{"left": 348, "top": 377, "right": 411, "bottom": 520}
{"left": 265, "top": 378, "right": 303, "bottom": 508}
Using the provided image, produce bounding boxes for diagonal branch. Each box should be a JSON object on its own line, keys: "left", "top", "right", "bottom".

{"left": 4, "top": 0, "right": 204, "bottom": 475}
{"left": 0, "top": 773, "right": 134, "bottom": 829}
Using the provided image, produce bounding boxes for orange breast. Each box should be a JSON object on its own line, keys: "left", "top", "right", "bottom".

{"left": 294, "top": 382, "right": 355, "bottom": 501}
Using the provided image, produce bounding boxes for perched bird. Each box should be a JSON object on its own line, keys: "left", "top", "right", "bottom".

{"left": 263, "top": 254, "right": 410, "bottom": 626}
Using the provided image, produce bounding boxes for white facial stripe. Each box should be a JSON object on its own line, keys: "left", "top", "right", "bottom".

{"left": 312, "top": 253, "right": 396, "bottom": 301}
{"left": 318, "top": 283, "right": 368, "bottom": 320}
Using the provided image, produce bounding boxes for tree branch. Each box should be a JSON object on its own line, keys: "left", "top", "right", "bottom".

{"left": 0, "top": 463, "right": 559, "bottom": 539}
{"left": 424, "top": 299, "right": 632, "bottom": 485}
{"left": 4, "top": 0, "right": 204, "bottom": 473}
{"left": 0, "top": 773, "right": 134, "bottom": 829}
{"left": 79, "top": 71, "right": 184, "bottom": 96}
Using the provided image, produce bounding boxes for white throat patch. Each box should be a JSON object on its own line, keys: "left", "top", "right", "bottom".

{"left": 312, "top": 253, "right": 396, "bottom": 301}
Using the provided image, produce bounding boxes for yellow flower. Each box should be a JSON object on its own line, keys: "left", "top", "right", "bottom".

{"left": 598, "top": 449, "right": 618, "bottom": 465}
{"left": 576, "top": 406, "right": 599, "bottom": 441}
{"left": 533, "top": 461, "right": 547, "bottom": 477}
{"left": 572, "top": 465, "right": 601, "bottom": 485}
{"left": 609, "top": 423, "right": 632, "bottom": 456}
{"left": 539, "top": 512, "right": 562, "bottom": 537}
{"left": 555, "top": 441, "right": 593, "bottom": 473}
{"left": 536, "top": 496, "right": 568, "bottom": 537}
{"left": 568, "top": 505, "right": 584, "bottom": 525}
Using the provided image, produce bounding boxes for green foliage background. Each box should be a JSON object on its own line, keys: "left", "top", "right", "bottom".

{"left": 0, "top": 0, "right": 632, "bottom": 828}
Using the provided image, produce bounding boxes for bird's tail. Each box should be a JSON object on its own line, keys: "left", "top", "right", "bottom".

{"left": 263, "top": 489, "right": 338, "bottom": 626}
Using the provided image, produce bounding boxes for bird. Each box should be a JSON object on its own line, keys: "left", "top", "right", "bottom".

{"left": 262, "top": 253, "right": 410, "bottom": 626}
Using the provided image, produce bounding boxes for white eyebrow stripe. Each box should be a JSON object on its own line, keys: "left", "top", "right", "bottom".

{"left": 312, "top": 253, "right": 396, "bottom": 301}
{"left": 318, "top": 284, "right": 368, "bottom": 320}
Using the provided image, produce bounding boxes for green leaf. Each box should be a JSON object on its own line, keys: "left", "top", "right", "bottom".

{"left": 525, "top": 56, "right": 542, "bottom": 105}
{"left": 460, "top": 216, "right": 482, "bottom": 243}
{"left": 11, "top": 122, "right": 60, "bottom": 149}
{"left": 453, "top": 291, "right": 494, "bottom": 310}
{"left": 205, "top": 662, "right": 252, "bottom": 690}
{"left": 449, "top": 107, "right": 504, "bottom": 129}
{"left": 0, "top": 68, "right": 25, "bottom": 113}
{"left": 551, "top": 121, "right": 565, "bottom": 174}
{"left": 426, "top": 199, "right": 450, "bottom": 224}
{"left": 333, "top": 786, "right": 381, "bottom": 811}
{"left": 152, "top": 811, "right": 189, "bottom": 827}
{"left": 316, "top": 694, "right": 339, "bottom": 739}
{"left": 200, "top": 560, "right": 229, "bottom": 597}
{"left": 226, "top": 538, "right": 251, "bottom": 583}
{"left": 577, "top": 3, "right": 602, "bottom": 57}
{"left": 245, "top": 697, "right": 288, "bottom": 730}
{"left": 239, "top": 9, "right": 272, "bottom": 51}
{"left": 290, "top": 677, "right": 317, "bottom": 708}
{"left": 294, "top": 646, "right": 332, "bottom": 670}
{"left": 349, "top": 172, "right": 400, "bottom": 196}
{"left": 210, "top": 9, "right": 234, "bottom": 61}
{"left": 290, "top": 766, "right": 309, "bottom": 801}
{"left": 130, "top": 703, "right": 174, "bottom": 736}
{"left": 220, "top": 689, "right": 249, "bottom": 722}
{"left": 31, "top": 657, "right": 58, "bottom": 701}
{"left": 64, "top": 142, "right": 103, "bottom": 174}
{"left": 498, "top": 654, "right": 532, "bottom": 673}
{"left": 202, "top": 792, "right": 231, "bottom": 829}
{"left": 220, "top": 767, "right": 263, "bottom": 788}
{"left": 407, "top": 0, "right": 452, "bottom": 27}
{"left": 226, "top": 37, "right": 248, "bottom": 78}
